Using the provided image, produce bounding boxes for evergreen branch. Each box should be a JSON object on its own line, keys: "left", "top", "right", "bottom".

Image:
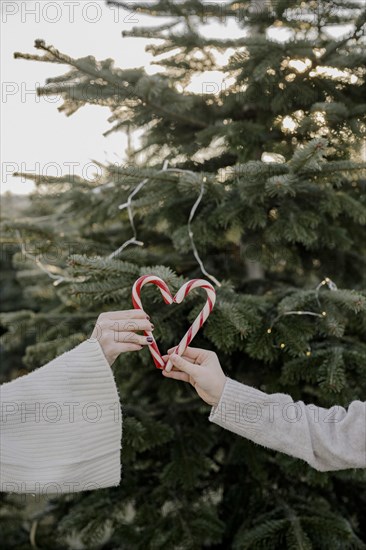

{"left": 319, "top": 9, "right": 366, "bottom": 64}
{"left": 13, "top": 229, "right": 86, "bottom": 287}
{"left": 15, "top": 40, "right": 208, "bottom": 130}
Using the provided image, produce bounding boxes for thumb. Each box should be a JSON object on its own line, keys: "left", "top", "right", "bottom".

{"left": 168, "top": 353, "right": 200, "bottom": 378}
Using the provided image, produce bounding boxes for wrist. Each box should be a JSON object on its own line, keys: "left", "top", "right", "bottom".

{"left": 213, "top": 374, "right": 227, "bottom": 406}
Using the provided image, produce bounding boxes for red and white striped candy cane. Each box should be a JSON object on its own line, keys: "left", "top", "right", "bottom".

{"left": 132, "top": 275, "right": 216, "bottom": 371}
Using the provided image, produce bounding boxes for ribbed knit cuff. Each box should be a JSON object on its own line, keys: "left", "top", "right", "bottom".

{"left": 0, "top": 338, "right": 122, "bottom": 494}
{"left": 208, "top": 377, "right": 273, "bottom": 438}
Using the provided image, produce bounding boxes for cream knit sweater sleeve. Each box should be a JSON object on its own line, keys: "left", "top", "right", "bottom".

{"left": 0, "top": 338, "right": 122, "bottom": 494}
{"left": 209, "top": 377, "right": 366, "bottom": 472}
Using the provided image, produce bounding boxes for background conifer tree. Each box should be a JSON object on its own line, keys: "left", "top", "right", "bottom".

{"left": 1, "top": 1, "right": 366, "bottom": 548}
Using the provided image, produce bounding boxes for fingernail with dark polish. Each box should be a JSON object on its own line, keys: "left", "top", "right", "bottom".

{"left": 147, "top": 336, "right": 154, "bottom": 343}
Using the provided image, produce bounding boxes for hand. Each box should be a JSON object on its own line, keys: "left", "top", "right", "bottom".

{"left": 89, "top": 310, "right": 154, "bottom": 366}
{"left": 161, "top": 346, "right": 226, "bottom": 406}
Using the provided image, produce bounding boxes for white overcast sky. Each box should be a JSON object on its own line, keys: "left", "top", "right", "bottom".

{"left": 1, "top": 1, "right": 355, "bottom": 195}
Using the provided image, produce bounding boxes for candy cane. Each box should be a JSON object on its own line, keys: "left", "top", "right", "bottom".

{"left": 132, "top": 275, "right": 216, "bottom": 371}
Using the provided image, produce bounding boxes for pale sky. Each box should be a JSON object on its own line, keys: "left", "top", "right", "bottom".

{"left": 1, "top": 1, "right": 169, "bottom": 194}
{"left": 1, "top": 1, "right": 355, "bottom": 195}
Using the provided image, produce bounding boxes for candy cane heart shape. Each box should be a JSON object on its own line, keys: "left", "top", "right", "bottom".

{"left": 132, "top": 275, "right": 216, "bottom": 371}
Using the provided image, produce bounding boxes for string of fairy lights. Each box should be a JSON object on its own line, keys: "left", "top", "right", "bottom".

{"left": 267, "top": 277, "right": 338, "bottom": 356}
{"left": 13, "top": 161, "right": 223, "bottom": 288}
{"left": 108, "top": 160, "right": 222, "bottom": 287}
{"left": 14, "top": 229, "right": 86, "bottom": 287}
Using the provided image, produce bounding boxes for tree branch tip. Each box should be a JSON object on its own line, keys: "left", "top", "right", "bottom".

{"left": 34, "top": 39, "right": 46, "bottom": 49}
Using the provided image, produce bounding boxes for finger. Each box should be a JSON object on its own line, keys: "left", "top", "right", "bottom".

{"left": 115, "top": 333, "right": 153, "bottom": 346}
{"left": 161, "top": 357, "right": 185, "bottom": 371}
{"left": 103, "top": 309, "right": 149, "bottom": 319}
{"left": 168, "top": 354, "right": 200, "bottom": 377}
{"left": 161, "top": 369, "right": 190, "bottom": 383}
{"left": 110, "top": 319, "right": 154, "bottom": 332}
{"left": 115, "top": 342, "right": 143, "bottom": 352}
{"left": 167, "top": 346, "right": 203, "bottom": 360}
{"left": 162, "top": 353, "right": 195, "bottom": 364}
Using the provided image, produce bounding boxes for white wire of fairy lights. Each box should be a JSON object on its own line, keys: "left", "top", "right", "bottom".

{"left": 315, "top": 276, "right": 338, "bottom": 306}
{"left": 267, "top": 276, "right": 338, "bottom": 355}
{"left": 14, "top": 229, "right": 87, "bottom": 287}
{"left": 12, "top": 162, "right": 221, "bottom": 288}
{"left": 107, "top": 161, "right": 171, "bottom": 259}
{"left": 108, "top": 161, "right": 222, "bottom": 287}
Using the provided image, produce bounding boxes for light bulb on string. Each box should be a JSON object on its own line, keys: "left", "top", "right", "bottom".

{"left": 266, "top": 276, "right": 338, "bottom": 356}
{"left": 267, "top": 309, "right": 325, "bottom": 333}
{"left": 315, "top": 277, "right": 338, "bottom": 308}
{"left": 270, "top": 337, "right": 312, "bottom": 357}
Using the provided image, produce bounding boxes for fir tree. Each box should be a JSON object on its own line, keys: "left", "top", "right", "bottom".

{"left": 1, "top": 1, "right": 366, "bottom": 548}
